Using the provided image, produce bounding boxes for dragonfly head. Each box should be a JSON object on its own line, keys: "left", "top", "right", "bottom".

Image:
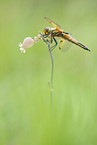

{"left": 43, "top": 27, "right": 50, "bottom": 35}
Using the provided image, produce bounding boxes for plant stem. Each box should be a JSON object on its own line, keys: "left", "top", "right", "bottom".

{"left": 48, "top": 43, "right": 54, "bottom": 120}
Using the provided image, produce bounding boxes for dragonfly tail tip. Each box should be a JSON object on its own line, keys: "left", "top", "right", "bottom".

{"left": 87, "top": 48, "right": 90, "bottom": 51}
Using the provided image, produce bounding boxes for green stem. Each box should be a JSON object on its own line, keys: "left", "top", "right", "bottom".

{"left": 48, "top": 43, "right": 54, "bottom": 119}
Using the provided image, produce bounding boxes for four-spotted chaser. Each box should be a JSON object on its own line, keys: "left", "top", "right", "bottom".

{"left": 41, "top": 17, "right": 90, "bottom": 51}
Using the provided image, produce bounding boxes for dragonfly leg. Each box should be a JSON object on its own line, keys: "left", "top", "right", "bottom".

{"left": 41, "top": 34, "right": 50, "bottom": 44}
{"left": 39, "top": 32, "right": 49, "bottom": 44}
{"left": 51, "top": 37, "right": 58, "bottom": 51}
{"left": 42, "top": 37, "right": 48, "bottom": 44}
{"left": 51, "top": 35, "right": 53, "bottom": 43}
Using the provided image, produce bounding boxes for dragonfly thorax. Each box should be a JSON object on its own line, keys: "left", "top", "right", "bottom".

{"left": 43, "top": 27, "right": 50, "bottom": 35}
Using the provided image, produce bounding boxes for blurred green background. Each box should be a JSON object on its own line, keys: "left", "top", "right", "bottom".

{"left": 0, "top": 0, "right": 97, "bottom": 144}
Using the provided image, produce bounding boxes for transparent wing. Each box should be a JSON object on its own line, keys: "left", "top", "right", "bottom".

{"left": 44, "top": 17, "right": 71, "bottom": 35}
{"left": 44, "top": 17, "right": 61, "bottom": 30}
{"left": 59, "top": 38, "right": 71, "bottom": 52}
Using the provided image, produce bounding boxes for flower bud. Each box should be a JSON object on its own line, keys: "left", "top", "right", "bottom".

{"left": 19, "top": 37, "right": 34, "bottom": 53}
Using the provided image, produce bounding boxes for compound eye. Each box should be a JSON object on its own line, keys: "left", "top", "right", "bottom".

{"left": 43, "top": 27, "right": 50, "bottom": 34}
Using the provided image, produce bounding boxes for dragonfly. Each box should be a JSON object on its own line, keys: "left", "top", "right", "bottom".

{"left": 41, "top": 17, "right": 90, "bottom": 52}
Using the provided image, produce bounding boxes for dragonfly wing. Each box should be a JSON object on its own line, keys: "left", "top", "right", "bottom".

{"left": 44, "top": 17, "right": 61, "bottom": 30}
{"left": 59, "top": 38, "right": 71, "bottom": 52}
{"left": 44, "top": 17, "right": 70, "bottom": 34}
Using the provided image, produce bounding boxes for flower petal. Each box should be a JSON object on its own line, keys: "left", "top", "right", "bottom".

{"left": 34, "top": 36, "right": 39, "bottom": 43}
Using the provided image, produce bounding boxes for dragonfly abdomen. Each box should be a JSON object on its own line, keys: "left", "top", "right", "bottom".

{"left": 63, "top": 34, "right": 90, "bottom": 51}
{"left": 76, "top": 42, "right": 90, "bottom": 51}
